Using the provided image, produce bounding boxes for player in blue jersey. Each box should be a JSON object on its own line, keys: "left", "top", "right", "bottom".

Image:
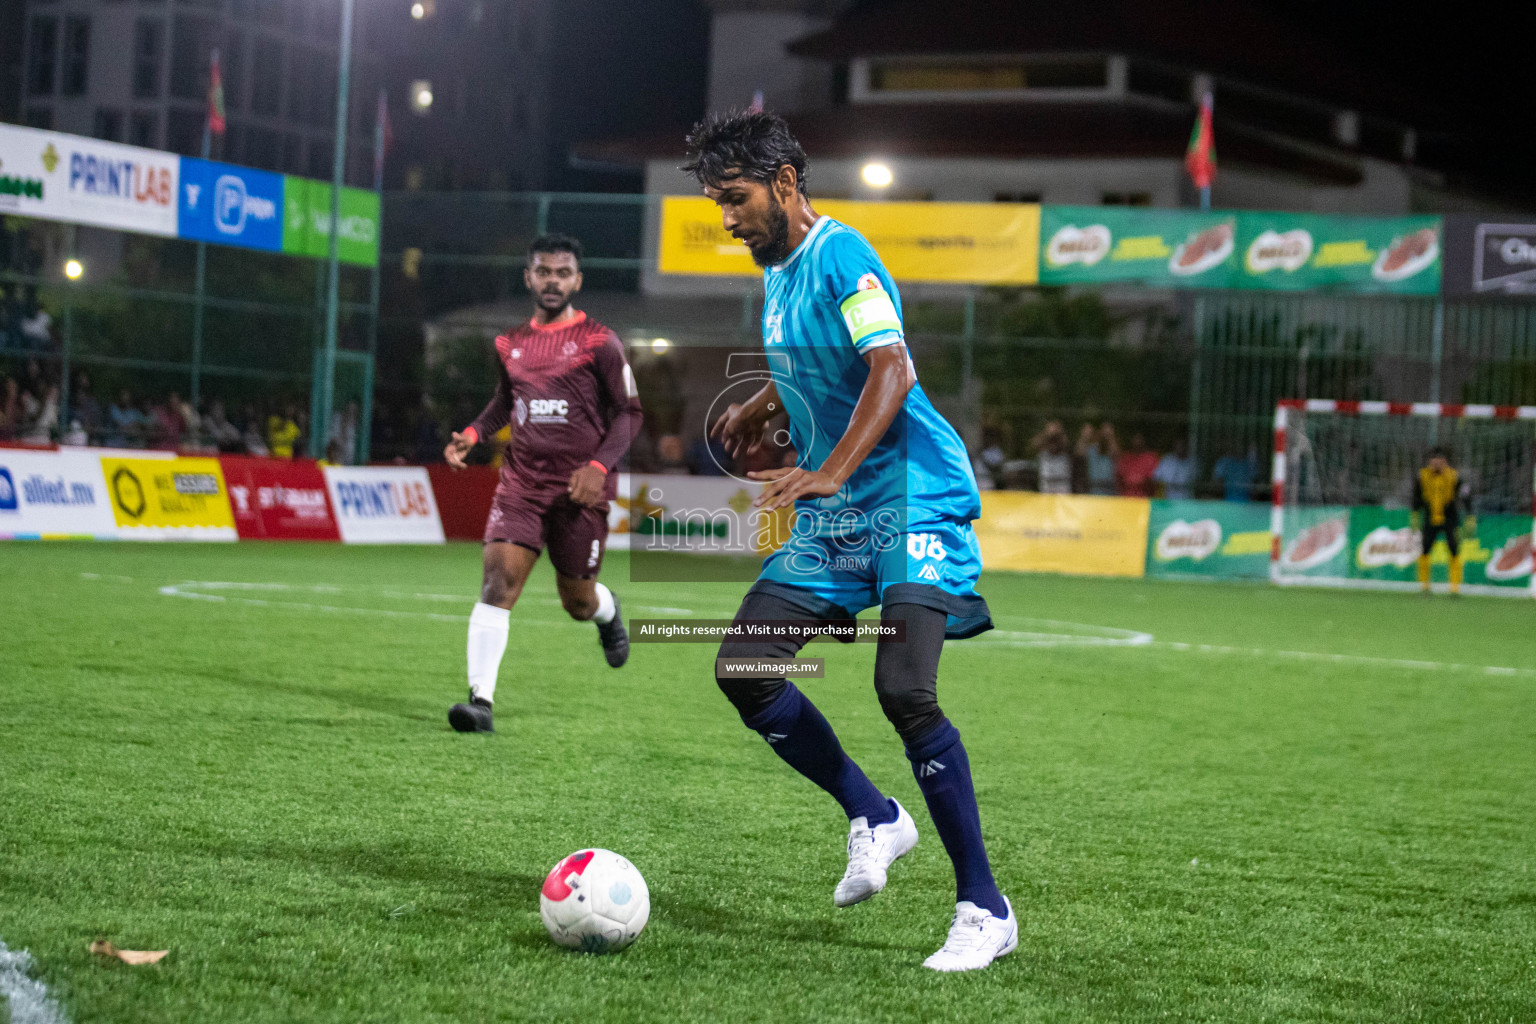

{"left": 684, "top": 111, "right": 1015, "bottom": 972}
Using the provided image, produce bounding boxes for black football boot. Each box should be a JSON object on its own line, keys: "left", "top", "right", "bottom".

{"left": 597, "top": 594, "right": 629, "bottom": 668}
{"left": 448, "top": 693, "right": 495, "bottom": 733}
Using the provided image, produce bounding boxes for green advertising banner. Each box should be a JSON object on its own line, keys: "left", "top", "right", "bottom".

{"left": 1348, "top": 507, "right": 1532, "bottom": 589}
{"left": 1039, "top": 207, "right": 1441, "bottom": 295}
{"left": 1041, "top": 206, "right": 1239, "bottom": 288}
{"left": 1275, "top": 506, "right": 1351, "bottom": 580}
{"left": 282, "top": 177, "right": 381, "bottom": 268}
{"left": 1234, "top": 213, "right": 1440, "bottom": 295}
{"left": 1146, "top": 500, "right": 1273, "bottom": 580}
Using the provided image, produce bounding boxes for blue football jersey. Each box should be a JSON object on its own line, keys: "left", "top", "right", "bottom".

{"left": 761, "top": 216, "right": 980, "bottom": 524}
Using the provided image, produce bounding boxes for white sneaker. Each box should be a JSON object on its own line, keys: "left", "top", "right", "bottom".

{"left": 922, "top": 897, "right": 1018, "bottom": 972}
{"left": 833, "top": 800, "right": 919, "bottom": 907}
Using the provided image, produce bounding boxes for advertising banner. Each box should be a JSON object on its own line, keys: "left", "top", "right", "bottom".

{"left": 0, "top": 448, "right": 118, "bottom": 539}
{"left": 1442, "top": 216, "right": 1536, "bottom": 297}
{"left": 1038, "top": 206, "right": 1441, "bottom": 294}
{"left": 658, "top": 196, "right": 1041, "bottom": 285}
{"left": 220, "top": 456, "right": 339, "bottom": 541}
{"left": 97, "top": 454, "right": 237, "bottom": 539}
{"left": 1348, "top": 507, "right": 1531, "bottom": 589}
{"left": 1274, "top": 506, "right": 1351, "bottom": 580}
{"left": 1040, "top": 206, "right": 1239, "bottom": 288}
{"left": 282, "top": 177, "right": 381, "bottom": 268}
{"left": 1233, "top": 212, "right": 1440, "bottom": 294}
{"left": 323, "top": 465, "right": 444, "bottom": 544}
{"left": 621, "top": 473, "right": 790, "bottom": 555}
{"left": 975, "top": 492, "right": 1149, "bottom": 577}
{"left": 1145, "top": 500, "right": 1273, "bottom": 580}
{"left": 179, "top": 159, "right": 284, "bottom": 252}
{"left": 0, "top": 123, "right": 179, "bottom": 237}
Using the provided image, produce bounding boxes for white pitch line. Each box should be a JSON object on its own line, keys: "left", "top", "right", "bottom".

{"left": 0, "top": 940, "right": 69, "bottom": 1024}
{"left": 1154, "top": 640, "right": 1536, "bottom": 677}
{"left": 155, "top": 583, "right": 569, "bottom": 627}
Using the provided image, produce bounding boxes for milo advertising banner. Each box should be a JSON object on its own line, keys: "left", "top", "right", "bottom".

{"left": 1234, "top": 213, "right": 1441, "bottom": 295}
{"left": 1274, "top": 506, "right": 1352, "bottom": 581}
{"left": 1039, "top": 207, "right": 1441, "bottom": 295}
{"left": 1146, "top": 500, "right": 1273, "bottom": 580}
{"left": 1348, "top": 507, "right": 1531, "bottom": 590}
{"left": 1040, "top": 207, "right": 1239, "bottom": 288}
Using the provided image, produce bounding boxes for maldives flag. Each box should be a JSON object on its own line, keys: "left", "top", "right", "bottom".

{"left": 1185, "top": 92, "right": 1216, "bottom": 190}
{"left": 207, "top": 49, "right": 226, "bottom": 137}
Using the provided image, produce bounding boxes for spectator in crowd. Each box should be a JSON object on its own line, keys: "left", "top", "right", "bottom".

{"left": 1076, "top": 422, "right": 1119, "bottom": 496}
{"left": 70, "top": 371, "right": 102, "bottom": 442}
{"left": 177, "top": 393, "right": 201, "bottom": 445}
{"left": 242, "top": 415, "right": 270, "bottom": 457}
{"left": 105, "top": 391, "right": 139, "bottom": 448}
{"left": 1154, "top": 439, "right": 1196, "bottom": 500}
{"left": 1213, "top": 446, "right": 1258, "bottom": 502}
{"left": 1, "top": 377, "right": 18, "bottom": 439}
{"left": 687, "top": 434, "right": 731, "bottom": 476}
{"left": 655, "top": 433, "right": 689, "bottom": 474}
{"left": 155, "top": 392, "right": 188, "bottom": 450}
{"left": 268, "top": 404, "right": 301, "bottom": 459}
{"left": 1030, "top": 419, "right": 1073, "bottom": 494}
{"left": 21, "top": 384, "right": 59, "bottom": 443}
{"left": 319, "top": 438, "right": 346, "bottom": 466}
{"left": 1116, "top": 432, "right": 1160, "bottom": 497}
{"left": 976, "top": 428, "right": 1006, "bottom": 491}
{"left": 19, "top": 292, "right": 53, "bottom": 350}
{"left": 204, "top": 400, "right": 242, "bottom": 453}
{"left": 61, "top": 418, "right": 88, "bottom": 445}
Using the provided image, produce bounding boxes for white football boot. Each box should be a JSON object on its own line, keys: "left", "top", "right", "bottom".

{"left": 922, "top": 897, "right": 1018, "bottom": 972}
{"left": 833, "top": 799, "right": 919, "bottom": 907}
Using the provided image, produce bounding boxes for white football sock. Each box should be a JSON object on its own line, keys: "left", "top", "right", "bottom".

{"left": 591, "top": 583, "right": 616, "bottom": 625}
{"left": 467, "top": 602, "right": 510, "bottom": 702}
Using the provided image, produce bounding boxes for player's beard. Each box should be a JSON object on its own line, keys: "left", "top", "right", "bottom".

{"left": 750, "top": 193, "right": 792, "bottom": 268}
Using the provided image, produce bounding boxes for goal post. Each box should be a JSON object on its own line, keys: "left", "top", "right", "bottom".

{"left": 1271, "top": 400, "right": 1536, "bottom": 597}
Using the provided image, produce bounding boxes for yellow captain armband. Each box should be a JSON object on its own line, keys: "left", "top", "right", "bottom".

{"left": 839, "top": 286, "right": 902, "bottom": 349}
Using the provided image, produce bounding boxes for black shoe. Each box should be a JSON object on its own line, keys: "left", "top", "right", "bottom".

{"left": 597, "top": 595, "right": 629, "bottom": 668}
{"left": 448, "top": 693, "right": 494, "bottom": 733}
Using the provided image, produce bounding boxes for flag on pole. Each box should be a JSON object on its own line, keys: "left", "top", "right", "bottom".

{"left": 207, "top": 48, "right": 226, "bottom": 137}
{"left": 1185, "top": 92, "right": 1216, "bottom": 190}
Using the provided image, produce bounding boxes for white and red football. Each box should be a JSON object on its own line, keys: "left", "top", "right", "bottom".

{"left": 539, "top": 848, "right": 650, "bottom": 953}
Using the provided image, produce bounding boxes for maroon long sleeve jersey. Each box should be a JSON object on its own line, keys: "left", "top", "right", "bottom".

{"left": 462, "top": 312, "right": 642, "bottom": 501}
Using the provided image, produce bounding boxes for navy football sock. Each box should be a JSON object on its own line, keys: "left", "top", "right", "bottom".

{"left": 743, "top": 683, "right": 893, "bottom": 825}
{"left": 906, "top": 718, "right": 1007, "bottom": 918}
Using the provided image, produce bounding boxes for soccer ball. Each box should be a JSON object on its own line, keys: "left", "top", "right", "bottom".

{"left": 539, "top": 848, "right": 650, "bottom": 953}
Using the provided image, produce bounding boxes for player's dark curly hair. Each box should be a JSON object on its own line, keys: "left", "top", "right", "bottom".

{"left": 682, "top": 110, "right": 809, "bottom": 196}
{"left": 528, "top": 232, "right": 583, "bottom": 268}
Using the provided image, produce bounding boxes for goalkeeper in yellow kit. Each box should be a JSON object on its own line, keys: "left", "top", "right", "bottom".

{"left": 1412, "top": 448, "right": 1468, "bottom": 594}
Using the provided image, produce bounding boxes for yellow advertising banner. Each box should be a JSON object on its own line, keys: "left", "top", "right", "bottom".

{"left": 976, "top": 492, "right": 1150, "bottom": 577}
{"left": 658, "top": 196, "right": 1040, "bottom": 285}
{"left": 99, "top": 456, "right": 237, "bottom": 538}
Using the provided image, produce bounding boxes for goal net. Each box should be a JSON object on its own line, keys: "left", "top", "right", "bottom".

{"left": 1271, "top": 400, "right": 1536, "bottom": 596}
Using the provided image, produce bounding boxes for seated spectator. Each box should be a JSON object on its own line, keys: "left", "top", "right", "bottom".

{"left": 1116, "top": 433, "right": 1160, "bottom": 497}
{"left": 61, "top": 418, "right": 88, "bottom": 445}
{"left": 203, "top": 401, "right": 242, "bottom": 452}
{"left": 268, "top": 404, "right": 301, "bottom": 459}
{"left": 1154, "top": 440, "right": 1195, "bottom": 500}
{"left": 655, "top": 433, "right": 688, "bottom": 474}
{"left": 1076, "top": 422, "right": 1119, "bottom": 496}
{"left": 242, "top": 418, "right": 270, "bottom": 457}
{"left": 21, "top": 384, "right": 59, "bottom": 443}
{"left": 687, "top": 434, "right": 731, "bottom": 476}
{"left": 105, "top": 391, "right": 141, "bottom": 448}
{"left": 1213, "top": 447, "right": 1258, "bottom": 502}
{"left": 19, "top": 297, "right": 53, "bottom": 350}
{"left": 70, "top": 372, "right": 102, "bottom": 442}
{"left": 1029, "top": 420, "right": 1073, "bottom": 494}
{"left": 977, "top": 429, "right": 1007, "bottom": 490}
{"left": 155, "top": 393, "right": 188, "bottom": 450}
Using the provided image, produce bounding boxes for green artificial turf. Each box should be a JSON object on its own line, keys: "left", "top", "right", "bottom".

{"left": 2, "top": 542, "right": 1534, "bottom": 1023}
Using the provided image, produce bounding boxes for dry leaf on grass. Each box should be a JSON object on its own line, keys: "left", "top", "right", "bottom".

{"left": 89, "top": 941, "right": 168, "bottom": 965}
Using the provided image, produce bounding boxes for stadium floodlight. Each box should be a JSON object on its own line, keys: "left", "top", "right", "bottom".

{"left": 410, "top": 2, "right": 426, "bottom": 17}
{"left": 861, "top": 162, "right": 894, "bottom": 188}
{"left": 411, "top": 81, "right": 434, "bottom": 113}
{"left": 63, "top": 259, "right": 83, "bottom": 280}
{"left": 651, "top": 338, "right": 671, "bottom": 352}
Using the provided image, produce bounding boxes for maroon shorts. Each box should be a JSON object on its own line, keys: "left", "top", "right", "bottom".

{"left": 485, "top": 484, "right": 610, "bottom": 578}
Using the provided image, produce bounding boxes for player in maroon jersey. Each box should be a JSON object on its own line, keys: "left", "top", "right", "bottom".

{"left": 443, "top": 234, "right": 643, "bottom": 733}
